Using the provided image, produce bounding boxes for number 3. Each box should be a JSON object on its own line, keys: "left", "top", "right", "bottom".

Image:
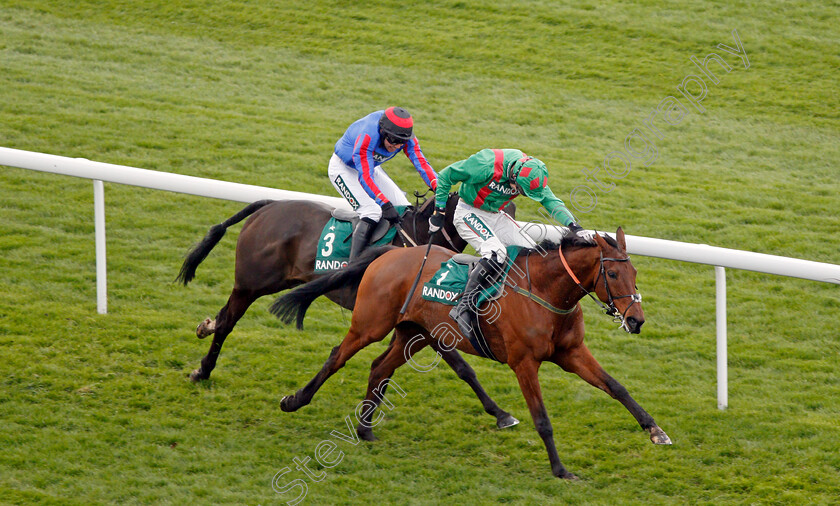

{"left": 321, "top": 233, "right": 335, "bottom": 257}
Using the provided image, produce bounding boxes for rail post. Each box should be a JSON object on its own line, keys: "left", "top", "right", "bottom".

{"left": 94, "top": 180, "right": 107, "bottom": 314}
{"left": 715, "top": 266, "right": 727, "bottom": 410}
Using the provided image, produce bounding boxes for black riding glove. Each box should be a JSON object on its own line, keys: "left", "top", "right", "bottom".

{"left": 429, "top": 207, "right": 445, "bottom": 233}
{"left": 380, "top": 202, "right": 400, "bottom": 224}
{"left": 568, "top": 223, "right": 595, "bottom": 242}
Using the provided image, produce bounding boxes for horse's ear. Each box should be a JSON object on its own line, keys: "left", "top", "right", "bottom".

{"left": 446, "top": 192, "right": 460, "bottom": 213}
{"left": 616, "top": 227, "right": 626, "bottom": 251}
{"left": 593, "top": 231, "right": 609, "bottom": 250}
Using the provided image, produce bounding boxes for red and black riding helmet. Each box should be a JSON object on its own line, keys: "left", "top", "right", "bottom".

{"left": 379, "top": 106, "right": 414, "bottom": 143}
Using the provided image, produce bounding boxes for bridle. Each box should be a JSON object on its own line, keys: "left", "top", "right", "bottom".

{"left": 558, "top": 243, "right": 643, "bottom": 332}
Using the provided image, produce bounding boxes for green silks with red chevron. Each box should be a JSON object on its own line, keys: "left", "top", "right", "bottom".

{"left": 434, "top": 148, "right": 576, "bottom": 226}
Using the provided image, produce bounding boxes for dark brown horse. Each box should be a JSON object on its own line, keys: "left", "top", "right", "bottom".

{"left": 176, "top": 193, "right": 499, "bottom": 382}
{"left": 270, "top": 228, "right": 671, "bottom": 479}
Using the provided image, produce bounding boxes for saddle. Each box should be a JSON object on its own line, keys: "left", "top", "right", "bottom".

{"left": 331, "top": 208, "right": 396, "bottom": 244}
{"left": 421, "top": 246, "right": 522, "bottom": 307}
{"left": 450, "top": 253, "right": 481, "bottom": 266}
{"left": 314, "top": 206, "right": 409, "bottom": 272}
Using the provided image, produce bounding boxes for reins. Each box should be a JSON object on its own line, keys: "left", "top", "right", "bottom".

{"left": 393, "top": 223, "right": 418, "bottom": 247}
{"left": 504, "top": 250, "right": 578, "bottom": 315}
{"left": 481, "top": 237, "right": 643, "bottom": 327}
{"left": 505, "top": 282, "right": 578, "bottom": 315}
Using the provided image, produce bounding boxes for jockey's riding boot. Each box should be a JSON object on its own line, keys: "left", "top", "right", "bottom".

{"left": 349, "top": 217, "right": 377, "bottom": 261}
{"left": 449, "top": 256, "right": 505, "bottom": 341}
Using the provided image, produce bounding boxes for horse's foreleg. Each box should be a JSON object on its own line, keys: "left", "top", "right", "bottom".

{"left": 555, "top": 343, "right": 671, "bottom": 445}
{"left": 354, "top": 330, "right": 418, "bottom": 441}
{"left": 280, "top": 326, "right": 388, "bottom": 413}
{"left": 512, "top": 358, "right": 577, "bottom": 480}
{"left": 428, "top": 339, "right": 519, "bottom": 429}
{"left": 190, "top": 289, "right": 256, "bottom": 382}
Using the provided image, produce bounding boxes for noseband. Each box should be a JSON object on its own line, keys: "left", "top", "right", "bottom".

{"left": 558, "top": 244, "right": 643, "bottom": 332}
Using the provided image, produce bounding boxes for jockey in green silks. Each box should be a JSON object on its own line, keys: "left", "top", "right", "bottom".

{"left": 427, "top": 148, "right": 593, "bottom": 345}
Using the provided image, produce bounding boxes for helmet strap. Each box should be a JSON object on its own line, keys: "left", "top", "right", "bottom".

{"left": 510, "top": 156, "right": 532, "bottom": 181}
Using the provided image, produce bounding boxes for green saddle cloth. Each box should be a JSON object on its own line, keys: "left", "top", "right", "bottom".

{"left": 314, "top": 206, "right": 408, "bottom": 272}
{"left": 421, "top": 246, "right": 522, "bottom": 306}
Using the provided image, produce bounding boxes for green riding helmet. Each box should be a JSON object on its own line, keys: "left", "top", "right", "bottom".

{"left": 511, "top": 156, "right": 549, "bottom": 195}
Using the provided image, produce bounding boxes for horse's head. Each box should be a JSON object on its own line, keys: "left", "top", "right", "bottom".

{"left": 590, "top": 228, "right": 645, "bottom": 334}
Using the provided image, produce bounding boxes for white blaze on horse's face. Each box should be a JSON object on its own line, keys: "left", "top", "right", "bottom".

{"left": 618, "top": 294, "right": 643, "bottom": 332}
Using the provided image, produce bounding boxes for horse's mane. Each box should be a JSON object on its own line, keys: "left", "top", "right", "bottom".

{"left": 524, "top": 232, "right": 619, "bottom": 255}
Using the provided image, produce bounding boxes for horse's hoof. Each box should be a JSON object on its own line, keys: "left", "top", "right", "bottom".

{"left": 196, "top": 318, "right": 215, "bottom": 339}
{"left": 497, "top": 414, "right": 520, "bottom": 429}
{"left": 648, "top": 426, "right": 672, "bottom": 445}
{"left": 189, "top": 369, "right": 206, "bottom": 382}
{"left": 357, "top": 429, "right": 378, "bottom": 442}
{"left": 559, "top": 471, "right": 580, "bottom": 481}
{"left": 280, "top": 395, "right": 296, "bottom": 412}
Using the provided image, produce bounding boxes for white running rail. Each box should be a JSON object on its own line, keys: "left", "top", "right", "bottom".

{"left": 3, "top": 146, "right": 839, "bottom": 409}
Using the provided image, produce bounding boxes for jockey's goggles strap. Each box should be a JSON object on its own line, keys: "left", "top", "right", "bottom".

{"left": 510, "top": 156, "right": 532, "bottom": 181}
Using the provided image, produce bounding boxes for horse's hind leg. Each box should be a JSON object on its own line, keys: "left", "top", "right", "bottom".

{"left": 554, "top": 343, "right": 672, "bottom": 445}
{"left": 427, "top": 339, "right": 519, "bottom": 429}
{"left": 190, "top": 288, "right": 257, "bottom": 382}
{"left": 280, "top": 323, "right": 393, "bottom": 412}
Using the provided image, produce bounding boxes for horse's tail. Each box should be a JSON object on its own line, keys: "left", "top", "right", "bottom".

{"left": 176, "top": 199, "right": 275, "bottom": 285}
{"left": 270, "top": 246, "right": 396, "bottom": 330}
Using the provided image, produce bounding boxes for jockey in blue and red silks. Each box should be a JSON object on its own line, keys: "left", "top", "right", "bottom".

{"left": 330, "top": 107, "right": 438, "bottom": 259}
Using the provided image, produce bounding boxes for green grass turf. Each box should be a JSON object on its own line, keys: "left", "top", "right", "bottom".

{"left": 1, "top": 1, "right": 838, "bottom": 504}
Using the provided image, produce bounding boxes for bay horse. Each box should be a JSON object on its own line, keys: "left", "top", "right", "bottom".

{"left": 270, "top": 228, "right": 671, "bottom": 479}
{"left": 175, "top": 192, "right": 508, "bottom": 385}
